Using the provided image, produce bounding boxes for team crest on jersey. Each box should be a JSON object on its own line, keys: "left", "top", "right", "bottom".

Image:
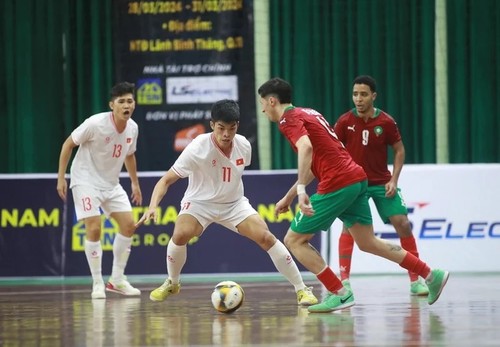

{"left": 127, "top": 138, "right": 132, "bottom": 143}
{"left": 236, "top": 158, "right": 244, "bottom": 165}
{"left": 105, "top": 137, "right": 111, "bottom": 144}
{"left": 374, "top": 126, "right": 383, "bottom": 136}
{"left": 212, "top": 159, "right": 217, "bottom": 167}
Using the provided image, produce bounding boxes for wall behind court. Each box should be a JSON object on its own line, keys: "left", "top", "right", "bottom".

{"left": 1, "top": 0, "right": 499, "bottom": 173}
{"left": 266, "top": 0, "right": 500, "bottom": 167}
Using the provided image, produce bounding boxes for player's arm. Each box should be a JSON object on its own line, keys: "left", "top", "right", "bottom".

{"left": 275, "top": 135, "right": 315, "bottom": 216}
{"left": 294, "top": 135, "right": 315, "bottom": 215}
{"left": 139, "top": 169, "right": 181, "bottom": 224}
{"left": 386, "top": 140, "right": 405, "bottom": 197}
{"left": 56, "top": 135, "right": 78, "bottom": 202}
{"left": 124, "top": 154, "right": 142, "bottom": 206}
{"left": 333, "top": 117, "right": 346, "bottom": 145}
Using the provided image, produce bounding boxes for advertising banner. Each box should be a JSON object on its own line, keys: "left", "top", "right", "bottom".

{"left": 3, "top": 165, "right": 497, "bottom": 278}
{"left": 326, "top": 164, "right": 500, "bottom": 273}
{"left": 112, "top": 0, "right": 258, "bottom": 171}
{"left": 0, "top": 171, "right": 320, "bottom": 277}
{"left": 0, "top": 176, "right": 64, "bottom": 276}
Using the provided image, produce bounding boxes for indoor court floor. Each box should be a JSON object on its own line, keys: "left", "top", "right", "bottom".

{"left": 0, "top": 273, "right": 499, "bottom": 347}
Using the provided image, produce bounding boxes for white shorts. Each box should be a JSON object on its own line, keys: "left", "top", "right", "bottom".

{"left": 179, "top": 197, "right": 257, "bottom": 233}
{"left": 71, "top": 184, "right": 132, "bottom": 221}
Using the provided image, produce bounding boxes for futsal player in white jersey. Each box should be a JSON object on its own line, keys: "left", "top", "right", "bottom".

{"left": 57, "top": 82, "right": 142, "bottom": 299}
{"left": 138, "top": 99, "right": 318, "bottom": 306}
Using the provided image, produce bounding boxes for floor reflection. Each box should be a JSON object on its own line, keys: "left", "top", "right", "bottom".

{"left": 0, "top": 274, "right": 499, "bottom": 346}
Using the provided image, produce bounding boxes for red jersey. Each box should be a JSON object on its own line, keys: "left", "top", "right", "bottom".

{"left": 334, "top": 108, "right": 401, "bottom": 186}
{"left": 279, "top": 107, "right": 366, "bottom": 194}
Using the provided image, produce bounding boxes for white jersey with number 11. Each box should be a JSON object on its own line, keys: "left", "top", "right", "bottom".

{"left": 172, "top": 133, "right": 251, "bottom": 204}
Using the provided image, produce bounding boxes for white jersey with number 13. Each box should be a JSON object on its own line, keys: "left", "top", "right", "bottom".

{"left": 70, "top": 112, "right": 138, "bottom": 190}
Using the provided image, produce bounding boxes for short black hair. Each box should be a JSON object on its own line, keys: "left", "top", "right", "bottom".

{"left": 353, "top": 75, "right": 377, "bottom": 93}
{"left": 110, "top": 82, "right": 135, "bottom": 100}
{"left": 257, "top": 77, "right": 293, "bottom": 103}
{"left": 211, "top": 99, "right": 240, "bottom": 122}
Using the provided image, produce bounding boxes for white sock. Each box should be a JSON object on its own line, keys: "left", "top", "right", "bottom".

{"left": 267, "top": 240, "right": 305, "bottom": 292}
{"left": 166, "top": 241, "right": 187, "bottom": 284}
{"left": 111, "top": 233, "right": 132, "bottom": 282}
{"left": 84, "top": 239, "right": 103, "bottom": 283}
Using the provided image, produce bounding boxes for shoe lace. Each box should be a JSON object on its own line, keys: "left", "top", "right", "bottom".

{"left": 159, "top": 280, "right": 177, "bottom": 293}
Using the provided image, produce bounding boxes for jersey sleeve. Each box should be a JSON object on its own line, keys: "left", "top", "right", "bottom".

{"left": 171, "top": 139, "right": 200, "bottom": 178}
{"left": 127, "top": 122, "right": 139, "bottom": 156}
{"left": 243, "top": 137, "right": 252, "bottom": 167}
{"left": 333, "top": 115, "right": 347, "bottom": 144}
{"left": 71, "top": 117, "right": 94, "bottom": 145}
{"left": 385, "top": 116, "right": 402, "bottom": 145}
{"left": 280, "top": 112, "right": 308, "bottom": 148}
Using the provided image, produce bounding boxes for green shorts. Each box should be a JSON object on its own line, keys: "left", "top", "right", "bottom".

{"left": 367, "top": 185, "right": 408, "bottom": 223}
{"left": 291, "top": 180, "right": 372, "bottom": 234}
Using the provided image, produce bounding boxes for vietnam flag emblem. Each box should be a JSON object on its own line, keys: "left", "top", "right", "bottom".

{"left": 236, "top": 158, "right": 244, "bottom": 166}
{"left": 127, "top": 138, "right": 132, "bottom": 143}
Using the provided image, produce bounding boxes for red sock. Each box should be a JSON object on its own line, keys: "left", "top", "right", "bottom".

{"left": 317, "top": 266, "right": 343, "bottom": 293}
{"left": 399, "top": 252, "right": 430, "bottom": 279}
{"left": 339, "top": 233, "right": 354, "bottom": 280}
{"left": 400, "top": 236, "right": 420, "bottom": 282}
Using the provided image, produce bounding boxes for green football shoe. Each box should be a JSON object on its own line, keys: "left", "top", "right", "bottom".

{"left": 308, "top": 289, "right": 355, "bottom": 313}
{"left": 426, "top": 269, "right": 450, "bottom": 305}
{"left": 410, "top": 278, "right": 429, "bottom": 296}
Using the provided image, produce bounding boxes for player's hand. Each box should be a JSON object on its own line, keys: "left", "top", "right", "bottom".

{"left": 130, "top": 182, "right": 142, "bottom": 205}
{"left": 57, "top": 178, "right": 68, "bottom": 202}
{"left": 274, "top": 198, "right": 291, "bottom": 217}
{"left": 385, "top": 181, "right": 397, "bottom": 198}
{"left": 298, "top": 194, "right": 315, "bottom": 216}
{"left": 137, "top": 208, "right": 157, "bottom": 227}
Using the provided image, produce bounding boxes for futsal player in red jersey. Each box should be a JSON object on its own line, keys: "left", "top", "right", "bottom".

{"left": 257, "top": 77, "right": 448, "bottom": 313}
{"left": 334, "top": 75, "right": 429, "bottom": 296}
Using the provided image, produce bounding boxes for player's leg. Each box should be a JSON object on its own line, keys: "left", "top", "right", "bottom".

{"left": 373, "top": 186, "right": 429, "bottom": 295}
{"left": 231, "top": 199, "right": 318, "bottom": 306}
{"left": 285, "top": 229, "right": 353, "bottom": 313}
{"left": 169, "top": 214, "right": 203, "bottom": 281}
{"left": 283, "top": 187, "right": 364, "bottom": 313}
{"left": 107, "top": 211, "right": 141, "bottom": 296}
{"left": 349, "top": 224, "right": 448, "bottom": 304}
{"left": 103, "top": 185, "right": 140, "bottom": 296}
{"left": 83, "top": 216, "right": 106, "bottom": 299}
{"left": 343, "top": 182, "right": 448, "bottom": 305}
{"left": 72, "top": 185, "right": 106, "bottom": 299}
{"left": 390, "top": 214, "right": 428, "bottom": 295}
{"left": 338, "top": 225, "right": 354, "bottom": 286}
{"left": 150, "top": 213, "right": 203, "bottom": 302}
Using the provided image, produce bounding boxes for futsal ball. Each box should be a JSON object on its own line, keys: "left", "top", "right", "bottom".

{"left": 211, "top": 281, "right": 244, "bottom": 314}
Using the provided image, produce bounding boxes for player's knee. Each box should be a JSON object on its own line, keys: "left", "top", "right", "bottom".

{"left": 255, "top": 231, "right": 276, "bottom": 249}
{"left": 121, "top": 222, "right": 137, "bottom": 237}
{"left": 171, "top": 229, "right": 196, "bottom": 245}
{"left": 283, "top": 233, "right": 301, "bottom": 250}
{"left": 392, "top": 216, "right": 412, "bottom": 237}
{"left": 85, "top": 226, "right": 101, "bottom": 241}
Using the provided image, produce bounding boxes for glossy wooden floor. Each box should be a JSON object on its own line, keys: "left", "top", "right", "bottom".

{"left": 0, "top": 273, "right": 499, "bottom": 346}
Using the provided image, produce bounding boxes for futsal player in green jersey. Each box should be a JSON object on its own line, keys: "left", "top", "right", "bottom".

{"left": 257, "top": 77, "right": 448, "bottom": 313}
{"left": 334, "top": 75, "right": 428, "bottom": 296}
